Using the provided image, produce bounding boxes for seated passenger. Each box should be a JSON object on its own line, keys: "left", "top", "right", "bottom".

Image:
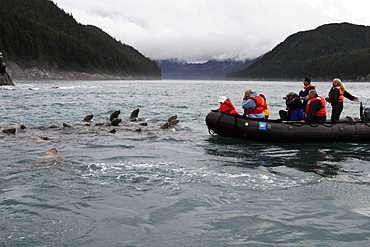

{"left": 217, "top": 96, "right": 238, "bottom": 114}
{"left": 242, "top": 89, "right": 265, "bottom": 119}
{"left": 301, "top": 89, "right": 326, "bottom": 123}
{"left": 279, "top": 92, "right": 304, "bottom": 121}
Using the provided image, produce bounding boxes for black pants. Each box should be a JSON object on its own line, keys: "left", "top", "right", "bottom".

{"left": 331, "top": 102, "right": 343, "bottom": 122}
{"left": 279, "top": 110, "right": 289, "bottom": 121}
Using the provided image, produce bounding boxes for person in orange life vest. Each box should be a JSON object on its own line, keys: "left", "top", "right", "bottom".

{"left": 217, "top": 96, "right": 238, "bottom": 114}
{"left": 325, "top": 78, "right": 359, "bottom": 122}
{"left": 301, "top": 89, "right": 326, "bottom": 123}
{"left": 242, "top": 89, "right": 265, "bottom": 119}
{"left": 299, "top": 77, "right": 315, "bottom": 110}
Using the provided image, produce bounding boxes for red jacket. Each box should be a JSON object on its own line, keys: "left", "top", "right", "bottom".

{"left": 244, "top": 95, "right": 264, "bottom": 115}
{"left": 218, "top": 98, "right": 238, "bottom": 114}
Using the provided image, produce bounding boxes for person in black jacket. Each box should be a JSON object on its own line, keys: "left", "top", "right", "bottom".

{"left": 279, "top": 92, "right": 304, "bottom": 121}
{"left": 325, "top": 78, "right": 359, "bottom": 121}
{"left": 299, "top": 77, "right": 315, "bottom": 110}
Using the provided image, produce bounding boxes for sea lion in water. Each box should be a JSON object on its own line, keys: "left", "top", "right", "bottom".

{"left": 2, "top": 123, "right": 27, "bottom": 133}
{"left": 168, "top": 115, "right": 179, "bottom": 126}
{"left": 111, "top": 118, "right": 122, "bottom": 126}
{"left": 130, "top": 108, "right": 140, "bottom": 121}
{"left": 2, "top": 127, "right": 16, "bottom": 134}
{"left": 160, "top": 115, "right": 179, "bottom": 129}
{"left": 110, "top": 110, "right": 121, "bottom": 121}
{"left": 30, "top": 136, "right": 51, "bottom": 142}
{"left": 83, "top": 114, "right": 94, "bottom": 122}
{"left": 63, "top": 123, "right": 76, "bottom": 129}
{"left": 38, "top": 148, "right": 63, "bottom": 168}
{"left": 42, "top": 148, "right": 58, "bottom": 156}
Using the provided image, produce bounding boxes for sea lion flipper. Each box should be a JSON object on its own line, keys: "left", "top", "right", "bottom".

{"left": 83, "top": 114, "right": 94, "bottom": 122}
{"left": 110, "top": 110, "right": 121, "bottom": 121}
{"left": 130, "top": 108, "right": 140, "bottom": 121}
{"left": 167, "top": 115, "right": 177, "bottom": 123}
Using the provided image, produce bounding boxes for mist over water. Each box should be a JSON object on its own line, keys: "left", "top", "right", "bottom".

{"left": 1, "top": 80, "right": 370, "bottom": 246}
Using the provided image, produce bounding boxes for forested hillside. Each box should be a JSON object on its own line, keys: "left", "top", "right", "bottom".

{"left": 226, "top": 23, "right": 370, "bottom": 81}
{"left": 0, "top": 0, "right": 161, "bottom": 79}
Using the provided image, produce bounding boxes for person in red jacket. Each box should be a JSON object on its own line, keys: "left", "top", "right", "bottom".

{"left": 217, "top": 96, "right": 238, "bottom": 114}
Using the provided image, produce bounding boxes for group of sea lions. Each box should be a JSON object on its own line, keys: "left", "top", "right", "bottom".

{"left": 1, "top": 108, "right": 180, "bottom": 136}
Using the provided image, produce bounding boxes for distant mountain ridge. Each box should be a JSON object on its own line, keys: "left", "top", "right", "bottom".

{"left": 0, "top": 0, "right": 161, "bottom": 80}
{"left": 156, "top": 59, "right": 252, "bottom": 80}
{"left": 226, "top": 23, "right": 370, "bottom": 81}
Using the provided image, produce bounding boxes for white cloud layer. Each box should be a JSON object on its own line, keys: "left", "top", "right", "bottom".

{"left": 53, "top": 0, "right": 370, "bottom": 62}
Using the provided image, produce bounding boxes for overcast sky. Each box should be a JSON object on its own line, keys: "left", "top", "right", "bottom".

{"left": 53, "top": 0, "right": 370, "bottom": 63}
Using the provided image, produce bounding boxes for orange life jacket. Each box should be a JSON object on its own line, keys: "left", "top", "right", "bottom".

{"left": 259, "top": 93, "right": 269, "bottom": 116}
{"left": 328, "top": 86, "right": 344, "bottom": 102}
{"left": 304, "top": 83, "right": 315, "bottom": 90}
{"left": 306, "top": 96, "right": 326, "bottom": 116}
{"left": 244, "top": 95, "right": 264, "bottom": 115}
{"left": 218, "top": 98, "right": 238, "bottom": 114}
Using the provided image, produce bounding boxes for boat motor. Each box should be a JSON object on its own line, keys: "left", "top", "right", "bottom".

{"left": 364, "top": 107, "right": 370, "bottom": 121}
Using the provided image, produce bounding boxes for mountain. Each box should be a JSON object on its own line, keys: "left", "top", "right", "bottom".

{"left": 156, "top": 59, "right": 252, "bottom": 80}
{"left": 226, "top": 23, "right": 370, "bottom": 81}
{"left": 0, "top": 0, "right": 161, "bottom": 80}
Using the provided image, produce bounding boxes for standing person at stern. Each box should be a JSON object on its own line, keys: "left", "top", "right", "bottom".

{"left": 325, "top": 78, "right": 359, "bottom": 122}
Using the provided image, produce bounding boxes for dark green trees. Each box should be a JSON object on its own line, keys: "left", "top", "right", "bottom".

{"left": 227, "top": 23, "right": 370, "bottom": 81}
{"left": 0, "top": 0, "right": 161, "bottom": 79}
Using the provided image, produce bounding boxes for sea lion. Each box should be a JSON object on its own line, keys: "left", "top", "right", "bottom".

{"left": 42, "top": 147, "right": 58, "bottom": 156}
{"left": 111, "top": 118, "right": 122, "bottom": 126}
{"left": 30, "top": 136, "right": 51, "bottom": 142}
{"left": 2, "top": 127, "right": 16, "bottom": 134}
{"left": 83, "top": 114, "right": 94, "bottom": 122}
{"left": 130, "top": 108, "right": 140, "bottom": 121}
{"left": 160, "top": 115, "right": 180, "bottom": 129}
{"left": 38, "top": 147, "right": 62, "bottom": 168}
{"left": 167, "top": 115, "right": 177, "bottom": 123}
{"left": 110, "top": 110, "right": 121, "bottom": 121}
{"left": 63, "top": 123, "right": 76, "bottom": 129}
{"left": 160, "top": 122, "right": 169, "bottom": 129}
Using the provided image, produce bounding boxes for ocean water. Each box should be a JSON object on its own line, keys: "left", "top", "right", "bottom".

{"left": 1, "top": 79, "right": 370, "bottom": 246}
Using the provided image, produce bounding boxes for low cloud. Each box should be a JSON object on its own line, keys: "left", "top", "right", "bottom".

{"left": 54, "top": 0, "right": 370, "bottom": 62}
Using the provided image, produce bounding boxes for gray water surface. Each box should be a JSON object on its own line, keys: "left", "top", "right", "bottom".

{"left": 1, "top": 80, "right": 370, "bottom": 246}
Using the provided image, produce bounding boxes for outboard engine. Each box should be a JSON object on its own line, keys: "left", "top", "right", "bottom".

{"left": 364, "top": 107, "right": 370, "bottom": 121}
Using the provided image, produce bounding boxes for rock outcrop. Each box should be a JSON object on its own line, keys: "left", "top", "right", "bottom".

{"left": 0, "top": 72, "right": 14, "bottom": 86}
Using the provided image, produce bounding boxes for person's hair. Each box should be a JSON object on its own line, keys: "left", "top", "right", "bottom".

{"left": 304, "top": 77, "right": 311, "bottom": 83}
{"left": 309, "top": 89, "right": 317, "bottom": 96}
{"left": 332, "top": 78, "right": 346, "bottom": 91}
{"left": 244, "top": 89, "right": 254, "bottom": 97}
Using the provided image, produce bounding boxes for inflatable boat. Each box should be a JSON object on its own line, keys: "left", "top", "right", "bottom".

{"left": 205, "top": 110, "right": 370, "bottom": 143}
